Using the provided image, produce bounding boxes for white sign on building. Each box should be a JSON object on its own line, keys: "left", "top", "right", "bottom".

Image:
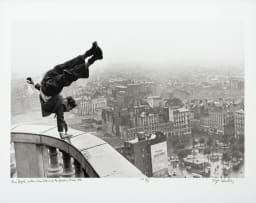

{"left": 150, "top": 141, "right": 168, "bottom": 176}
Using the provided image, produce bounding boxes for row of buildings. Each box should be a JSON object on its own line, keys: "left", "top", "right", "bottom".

{"left": 73, "top": 77, "right": 244, "bottom": 142}
{"left": 189, "top": 99, "right": 244, "bottom": 139}
{"left": 11, "top": 71, "right": 244, "bottom": 178}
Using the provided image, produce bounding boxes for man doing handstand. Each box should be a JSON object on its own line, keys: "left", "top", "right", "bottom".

{"left": 26, "top": 41, "right": 103, "bottom": 139}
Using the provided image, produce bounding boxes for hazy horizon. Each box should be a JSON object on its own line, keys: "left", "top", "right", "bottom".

{"left": 11, "top": 20, "right": 244, "bottom": 78}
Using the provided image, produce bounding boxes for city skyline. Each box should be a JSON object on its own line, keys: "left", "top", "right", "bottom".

{"left": 11, "top": 65, "right": 245, "bottom": 179}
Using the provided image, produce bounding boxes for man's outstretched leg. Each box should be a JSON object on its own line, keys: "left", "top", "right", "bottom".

{"left": 54, "top": 41, "right": 102, "bottom": 73}
{"left": 37, "top": 41, "right": 103, "bottom": 97}
{"left": 85, "top": 41, "right": 103, "bottom": 65}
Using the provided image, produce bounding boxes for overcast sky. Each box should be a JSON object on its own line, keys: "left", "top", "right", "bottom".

{"left": 10, "top": 3, "right": 244, "bottom": 77}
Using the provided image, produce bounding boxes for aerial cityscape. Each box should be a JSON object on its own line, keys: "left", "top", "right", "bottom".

{"left": 4, "top": 0, "right": 255, "bottom": 202}
{"left": 11, "top": 64, "right": 244, "bottom": 178}
{"left": 5, "top": 0, "right": 256, "bottom": 203}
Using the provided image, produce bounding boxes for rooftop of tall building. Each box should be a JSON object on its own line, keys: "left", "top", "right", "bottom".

{"left": 11, "top": 124, "right": 145, "bottom": 178}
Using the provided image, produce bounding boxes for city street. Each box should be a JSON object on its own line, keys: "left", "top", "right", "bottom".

{"left": 168, "top": 153, "right": 244, "bottom": 178}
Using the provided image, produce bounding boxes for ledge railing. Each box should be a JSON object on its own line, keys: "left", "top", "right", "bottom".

{"left": 11, "top": 132, "right": 99, "bottom": 178}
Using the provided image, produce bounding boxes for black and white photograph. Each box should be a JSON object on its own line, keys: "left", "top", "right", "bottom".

{"left": 10, "top": 11, "right": 244, "bottom": 180}
{"left": 1, "top": 0, "right": 256, "bottom": 203}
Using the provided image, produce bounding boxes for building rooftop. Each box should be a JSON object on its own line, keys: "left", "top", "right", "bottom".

{"left": 115, "top": 85, "right": 127, "bottom": 89}
{"left": 147, "top": 96, "right": 161, "bottom": 99}
{"left": 175, "top": 107, "right": 189, "bottom": 113}
{"left": 184, "top": 154, "right": 207, "bottom": 165}
{"left": 236, "top": 109, "right": 244, "bottom": 113}
{"left": 127, "top": 133, "right": 157, "bottom": 144}
{"left": 11, "top": 124, "right": 145, "bottom": 178}
{"left": 127, "top": 83, "right": 140, "bottom": 87}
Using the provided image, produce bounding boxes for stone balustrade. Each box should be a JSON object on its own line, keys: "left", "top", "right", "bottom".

{"left": 11, "top": 132, "right": 98, "bottom": 178}
{"left": 11, "top": 124, "right": 145, "bottom": 178}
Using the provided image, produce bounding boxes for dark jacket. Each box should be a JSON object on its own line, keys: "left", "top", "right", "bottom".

{"left": 36, "top": 55, "right": 90, "bottom": 132}
{"left": 40, "top": 94, "right": 67, "bottom": 132}
{"left": 41, "top": 55, "right": 89, "bottom": 97}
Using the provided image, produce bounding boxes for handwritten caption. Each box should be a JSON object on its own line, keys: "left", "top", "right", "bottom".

{"left": 11, "top": 178, "right": 83, "bottom": 184}
{"left": 11, "top": 177, "right": 235, "bottom": 184}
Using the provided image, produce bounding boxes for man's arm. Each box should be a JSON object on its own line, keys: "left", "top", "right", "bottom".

{"left": 34, "top": 83, "right": 41, "bottom": 91}
{"left": 56, "top": 105, "right": 68, "bottom": 138}
{"left": 26, "top": 77, "right": 41, "bottom": 91}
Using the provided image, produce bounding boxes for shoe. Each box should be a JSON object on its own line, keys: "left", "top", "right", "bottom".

{"left": 88, "top": 45, "right": 103, "bottom": 64}
{"left": 84, "top": 41, "right": 99, "bottom": 59}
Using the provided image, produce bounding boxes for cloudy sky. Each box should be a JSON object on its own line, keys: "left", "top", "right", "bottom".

{"left": 10, "top": 2, "right": 244, "bottom": 77}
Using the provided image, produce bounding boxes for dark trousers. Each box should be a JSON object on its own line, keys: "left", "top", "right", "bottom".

{"left": 41, "top": 55, "right": 89, "bottom": 97}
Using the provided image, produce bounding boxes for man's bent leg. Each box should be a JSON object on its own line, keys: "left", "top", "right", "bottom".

{"left": 41, "top": 42, "right": 102, "bottom": 96}
{"left": 54, "top": 55, "right": 85, "bottom": 74}
{"left": 41, "top": 62, "right": 90, "bottom": 96}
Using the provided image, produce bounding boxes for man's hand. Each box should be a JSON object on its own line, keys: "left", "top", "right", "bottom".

{"left": 59, "top": 132, "right": 72, "bottom": 139}
{"left": 63, "top": 121, "right": 68, "bottom": 133}
{"left": 26, "top": 77, "right": 34, "bottom": 85}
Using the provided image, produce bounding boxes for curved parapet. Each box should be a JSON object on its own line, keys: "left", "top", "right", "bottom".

{"left": 11, "top": 124, "right": 145, "bottom": 178}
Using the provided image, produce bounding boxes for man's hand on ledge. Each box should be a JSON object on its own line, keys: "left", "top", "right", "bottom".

{"left": 59, "top": 132, "right": 72, "bottom": 139}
